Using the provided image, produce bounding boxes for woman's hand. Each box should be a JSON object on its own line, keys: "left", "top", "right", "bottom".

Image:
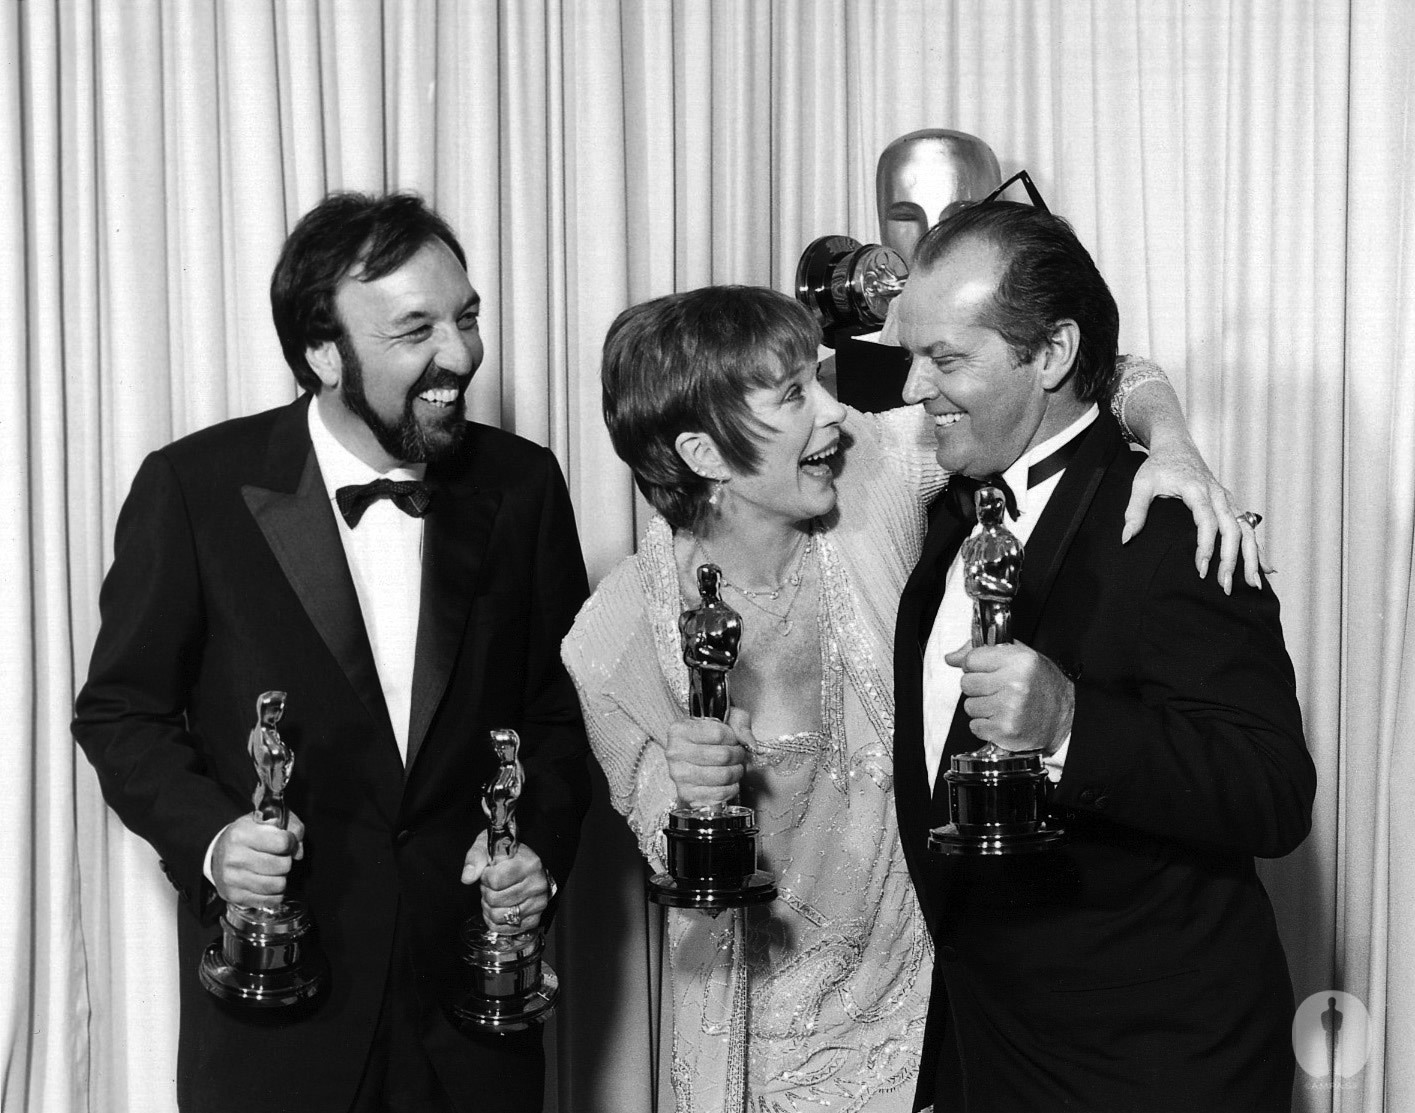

{"left": 1122, "top": 435, "right": 1263, "bottom": 594}
{"left": 664, "top": 708, "right": 754, "bottom": 810}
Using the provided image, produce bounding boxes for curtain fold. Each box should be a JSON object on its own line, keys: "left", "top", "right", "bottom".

{"left": 561, "top": 1, "right": 634, "bottom": 589}
{"left": 3, "top": 3, "right": 1408, "bottom": 1110}
{"left": 1346, "top": 1, "right": 1415, "bottom": 1108}
{"left": 3, "top": 5, "right": 89, "bottom": 1112}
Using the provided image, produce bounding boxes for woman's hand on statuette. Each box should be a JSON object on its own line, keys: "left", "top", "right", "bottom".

{"left": 665, "top": 708, "right": 752, "bottom": 810}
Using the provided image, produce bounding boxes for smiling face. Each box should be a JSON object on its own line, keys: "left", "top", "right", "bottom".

{"left": 697, "top": 356, "right": 847, "bottom": 531}
{"left": 309, "top": 238, "right": 483, "bottom": 470}
{"left": 896, "top": 237, "right": 1077, "bottom": 478}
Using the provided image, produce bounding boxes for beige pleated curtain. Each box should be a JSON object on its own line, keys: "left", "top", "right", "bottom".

{"left": 3, "top": 1, "right": 1410, "bottom": 1110}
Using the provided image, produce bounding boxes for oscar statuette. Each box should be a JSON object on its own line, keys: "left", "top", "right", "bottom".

{"left": 199, "top": 691, "right": 327, "bottom": 1006}
{"left": 451, "top": 729, "right": 559, "bottom": 1032}
{"left": 929, "top": 487, "right": 1066, "bottom": 856}
{"left": 795, "top": 235, "right": 909, "bottom": 342}
{"left": 646, "top": 564, "right": 777, "bottom": 911}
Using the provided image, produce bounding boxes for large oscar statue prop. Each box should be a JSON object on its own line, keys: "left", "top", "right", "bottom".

{"left": 874, "top": 129, "right": 1002, "bottom": 267}
{"left": 929, "top": 488, "right": 1065, "bottom": 856}
{"left": 795, "top": 129, "right": 1002, "bottom": 343}
{"left": 451, "top": 729, "right": 559, "bottom": 1032}
{"left": 646, "top": 564, "right": 777, "bottom": 911}
{"left": 795, "top": 129, "right": 1002, "bottom": 413}
{"left": 199, "top": 691, "right": 327, "bottom": 1006}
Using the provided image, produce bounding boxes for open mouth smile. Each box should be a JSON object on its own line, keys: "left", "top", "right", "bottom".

{"left": 800, "top": 441, "right": 841, "bottom": 477}
{"left": 417, "top": 387, "right": 461, "bottom": 408}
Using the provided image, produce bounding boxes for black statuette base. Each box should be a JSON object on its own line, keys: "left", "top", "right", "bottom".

{"left": 452, "top": 924, "right": 559, "bottom": 1033}
{"left": 647, "top": 805, "right": 778, "bottom": 909}
{"left": 199, "top": 901, "right": 327, "bottom": 1007}
{"left": 930, "top": 750, "right": 1065, "bottom": 857}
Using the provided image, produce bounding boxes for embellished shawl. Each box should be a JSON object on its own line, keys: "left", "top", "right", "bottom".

{"left": 564, "top": 405, "right": 944, "bottom": 1112}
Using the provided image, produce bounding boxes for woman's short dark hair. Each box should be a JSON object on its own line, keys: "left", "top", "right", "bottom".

{"left": 912, "top": 202, "right": 1118, "bottom": 403}
{"left": 601, "top": 285, "right": 821, "bottom": 531}
{"left": 269, "top": 192, "right": 468, "bottom": 392}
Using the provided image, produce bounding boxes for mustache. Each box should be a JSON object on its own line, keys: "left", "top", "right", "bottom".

{"left": 409, "top": 367, "right": 467, "bottom": 399}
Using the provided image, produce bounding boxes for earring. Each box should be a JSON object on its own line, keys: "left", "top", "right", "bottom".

{"left": 707, "top": 477, "right": 728, "bottom": 512}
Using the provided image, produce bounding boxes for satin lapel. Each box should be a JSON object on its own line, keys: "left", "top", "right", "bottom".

{"left": 1011, "top": 415, "right": 1121, "bottom": 646}
{"left": 934, "top": 700, "right": 976, "bottom": 816}
{"left": 405, "top": 474, "right": 502, "bottom": 773}
{"left": 906, "top": 496, "right": 973, "bottom": 654}
{"left": 241, "top": 408, "right": 394, "bottom": 743}
{"left": 896, "top": 497, "right": 971, "bottom": 868}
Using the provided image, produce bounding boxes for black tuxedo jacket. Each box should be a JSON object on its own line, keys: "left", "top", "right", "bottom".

{"left": 894, "top": 413, "right": 1316, "bottom": 1113}
{"left": 74, "top": 395, "right": 591, "bottom": 1112}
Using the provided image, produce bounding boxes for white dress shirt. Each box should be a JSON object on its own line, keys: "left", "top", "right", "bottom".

{"left": 922, "top": 405, "right": 1099, "bottom": 790}
{"left": 203, "top": 400, "right": 428, "bottom": 885}
{"left": 307, "top": 398, "right": 425, "bottom": 765}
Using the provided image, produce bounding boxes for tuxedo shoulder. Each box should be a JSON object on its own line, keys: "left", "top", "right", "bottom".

{"left": 460, "top": 419, "right": 553, "bottom": 459}
{"left": 156, "top": 400, "right": 298, "bottom": 469}
{"left": 1087, "top": 452, "right": 1203, "bottom": 553}
{"left": 452, "top": 420, "right": 562, "bottom": 483}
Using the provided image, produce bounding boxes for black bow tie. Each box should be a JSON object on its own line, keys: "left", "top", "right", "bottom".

{"left": 947, "top": 473, "right": 1019, "bottom": 524}
{"left": 335, "top": 478, "right": 432, "bottom": 528}
{"left": 947, "top": 424, "right": 1092, "bottom": 525}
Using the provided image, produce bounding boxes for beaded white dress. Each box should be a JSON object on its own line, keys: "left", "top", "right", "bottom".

{"left": 563, "top": 404, "right": 945, "bottom": 1113}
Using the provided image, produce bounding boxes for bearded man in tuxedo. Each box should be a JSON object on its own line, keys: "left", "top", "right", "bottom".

{"left": 74, "top": 192, "right": 591, "bottom": 1112}
{"left": 891, "top": 201, "right": 1316, "bottom": 1113}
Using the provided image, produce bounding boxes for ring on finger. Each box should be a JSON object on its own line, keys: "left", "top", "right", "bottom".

{"left": 1236, "top": 511, "right": 1263, "bottom": 529}
{"left": 502, "top": 903, "right": 523, "bottom": 927}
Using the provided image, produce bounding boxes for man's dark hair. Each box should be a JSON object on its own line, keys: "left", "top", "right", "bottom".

{"left": 912, "top": 202, "right": 1118, "bottom": 402}
{"left": 601, "top": 285, "right": 821, "bottom": 531}
{"left": 270, "top": 192, "right": 468, "bottom": 392}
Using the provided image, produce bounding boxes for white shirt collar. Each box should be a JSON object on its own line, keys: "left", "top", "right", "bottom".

{"left": 307, "top": 395, "right": 426, "bottom": 500}
{"left": 1000, "top": 404, "right": 1098, "bottom": 520}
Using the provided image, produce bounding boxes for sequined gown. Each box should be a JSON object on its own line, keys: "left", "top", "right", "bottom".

{"left": 563, "top": 404, "right": 945, "bottom": 1112}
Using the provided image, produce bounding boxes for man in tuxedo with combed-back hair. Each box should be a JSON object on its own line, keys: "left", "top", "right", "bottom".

{"left": 74, "top": 191, "right": 591, "bottom": 1112}
{"left": 891, "top": 200, "right": 1315, "bottom": 1113}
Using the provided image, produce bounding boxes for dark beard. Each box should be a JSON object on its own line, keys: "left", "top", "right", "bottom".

{"left": 336, "top": 335, "right": 467, "bottom": 464}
